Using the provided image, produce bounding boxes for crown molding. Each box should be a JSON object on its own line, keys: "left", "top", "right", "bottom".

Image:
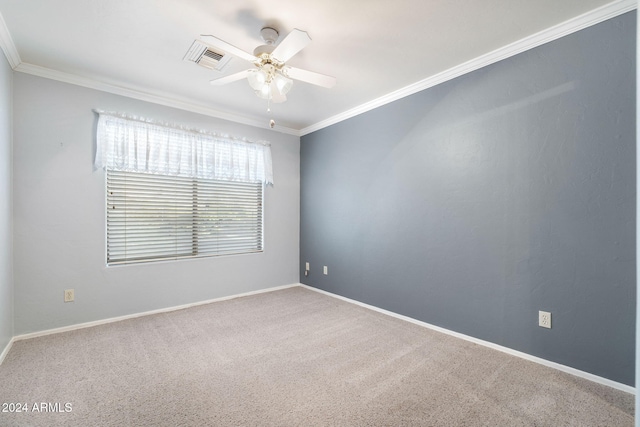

{"left": 2, "top": 1, "right": 635, "bottom": 137}
{"left": 300, "top": 0, "right": 637, "bottom": 136}
{"left": 0, "top": 10, "right": 20, "bottom": 68}
{"left": 13, "top": 62, "right": 301, "bottom": 136}
{"left": 0, "top": 5, "right": 297, "bottom": 134}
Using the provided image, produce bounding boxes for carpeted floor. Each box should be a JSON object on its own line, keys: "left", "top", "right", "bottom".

{"left": 0, "top": 286, "right": 634, "bottom": 426}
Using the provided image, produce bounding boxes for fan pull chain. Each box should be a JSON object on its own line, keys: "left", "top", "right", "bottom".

{"left": 267, "top": 97, "right": 275, "bottom": 128}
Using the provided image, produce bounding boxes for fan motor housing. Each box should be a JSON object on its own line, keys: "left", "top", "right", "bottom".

{"left": 260, "top": 27, "right": 279, "bottom": 45}
{"left": 253, "top": 45, "right": 275, "bottom": 57}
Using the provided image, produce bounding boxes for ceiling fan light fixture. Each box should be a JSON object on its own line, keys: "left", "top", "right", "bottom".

{"left": 247, "top": 66, "right": 291, "bottom": 102}
{"left": 257, "top": 83, "right": 271, "bottom": 99}
{"left": 274, "top": 72, "right": 293, "bottom": 95}
{"left": 247, "top": 69, "right": 267, "bottom": 91}
{"left": 207, "top": 27, "right": 335, "bottom": 107}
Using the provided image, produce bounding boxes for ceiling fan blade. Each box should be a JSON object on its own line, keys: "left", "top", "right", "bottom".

{"left": 199, "top": 35, "right": 257, "bottom": 63}
{"left": 271, "top": 29, "right": 311, "bottom": 63}
{"left": 284, "top": 66, "right": 336, "bottom": 88}
{"left": 210, "top": 70, "right": 251, "bottom": 86}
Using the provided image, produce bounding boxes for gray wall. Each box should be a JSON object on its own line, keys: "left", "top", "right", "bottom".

{"left": 301, "top": 13, "right": 636, "bottom": 385}
{"left": 636, "top": 0, "right": 639, "bottom": 421}
{"left": 13, "top": 73, "right": 300, "bottom": 335}
{"left": 0, "top": 53, "right": 13, "bottom": 353}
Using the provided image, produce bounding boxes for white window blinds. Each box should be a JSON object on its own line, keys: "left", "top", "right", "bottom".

{"left": 96, "top": 111, "right": 269, "bottom": 265}
{"left": 107, "top": 170, "right": 263, "bottom": 265}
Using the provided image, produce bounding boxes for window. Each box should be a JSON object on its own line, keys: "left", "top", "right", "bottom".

{"left": 94, "top": 111, "right": 273, "bottom": 265}
{"left": 106, "top": 170, "right": 263, "bottom": 265}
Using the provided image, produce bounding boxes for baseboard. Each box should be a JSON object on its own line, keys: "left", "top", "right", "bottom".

{"left": 0, "top": 337, "right": 14, "bottom": 365}
{"left": 12, "top": 283, "right": 300, "bottom": 343}
{"left": 6, "top": 282, "right": 636, "bottom": 396}
{"left": 299, "top": 284, "right": 635, "bottom": 395}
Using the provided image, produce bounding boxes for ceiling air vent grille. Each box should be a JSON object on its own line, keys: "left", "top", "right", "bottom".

{"left": 183, "top": 40, "right": 232, "bottom": 71}
{"left": 202, "top": 49, "right": 224, "bottom": 62}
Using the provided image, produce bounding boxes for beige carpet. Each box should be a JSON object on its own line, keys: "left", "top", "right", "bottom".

{"left": 0, "top": 286, "right": 634, "bottom": 426}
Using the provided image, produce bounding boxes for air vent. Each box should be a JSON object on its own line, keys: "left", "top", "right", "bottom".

{"left": 183, "top": 40, "right": 232, "bottom": 71}
{"left": 202, "top": 49, "right": 224, "bottom": 62}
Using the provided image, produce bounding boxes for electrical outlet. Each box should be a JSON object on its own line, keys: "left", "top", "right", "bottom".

{"left": 539, "top": 311, "right": 551, "bottom": 328}
{"left": 305, "top": 262, "right": 310, "bottom": 271}
{"left": 323, "top": 266, "right": 328, "bottom": 275}
{"left": 64, "top": 289, "right": 74, "bottom": 303}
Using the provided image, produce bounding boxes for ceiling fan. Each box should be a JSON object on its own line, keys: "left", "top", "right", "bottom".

{"left": 201, "top": 27, "right": 336, "bottom": 104}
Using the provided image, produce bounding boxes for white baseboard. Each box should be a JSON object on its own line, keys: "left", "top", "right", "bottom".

{"left": 0, "top": 336, "right": 14, "bottom": 365}
{"left": 4, "top": 281, "right": 635, "bottom": 396}
{"left": 299, "top": 284, "right": 635, "bottom": 395}
{"left": 11, "top": 283, "right": 299, "bottom": 342}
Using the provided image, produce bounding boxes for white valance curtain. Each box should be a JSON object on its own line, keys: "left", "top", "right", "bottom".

{"left": 94, "top": 111, "right": 273, "bottom": 185}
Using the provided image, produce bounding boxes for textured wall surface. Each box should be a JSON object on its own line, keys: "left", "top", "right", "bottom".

{"left": 0, "top": 53, "right": 13, "bottom": 354}
{"left": 635, "top": 0, "right": 639, "bottom": 420}
{"left": 13, "top": 73, "right": 300, "bottom": 335}
{"left": 301, "top": 13, "right": 636, "bottom": 385}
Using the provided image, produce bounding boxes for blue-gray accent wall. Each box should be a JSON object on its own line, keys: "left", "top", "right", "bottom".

{"left": 300, "top": 12, "right": 636, "bottom": 385}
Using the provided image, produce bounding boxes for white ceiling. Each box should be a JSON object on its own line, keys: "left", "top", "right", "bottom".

{"left": 0, "top": 0, "right": 634, "bottom": 135}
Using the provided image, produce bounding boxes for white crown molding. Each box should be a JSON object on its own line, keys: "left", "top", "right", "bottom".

{"left": 2, "top": 1, "right": 635, "bottom": 137}
{"left": 0, "top": 10, "right": 20, "bottom": 68}
{"left": 300, "top": 0, "right": 637, "bottom": 136}
{"left": 13, "top": 62, "right": 301, "bottom": 136}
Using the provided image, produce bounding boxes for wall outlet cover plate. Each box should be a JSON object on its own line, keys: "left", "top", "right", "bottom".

{"left": 539, "top": 310, "right": 551, "bottom": 328}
